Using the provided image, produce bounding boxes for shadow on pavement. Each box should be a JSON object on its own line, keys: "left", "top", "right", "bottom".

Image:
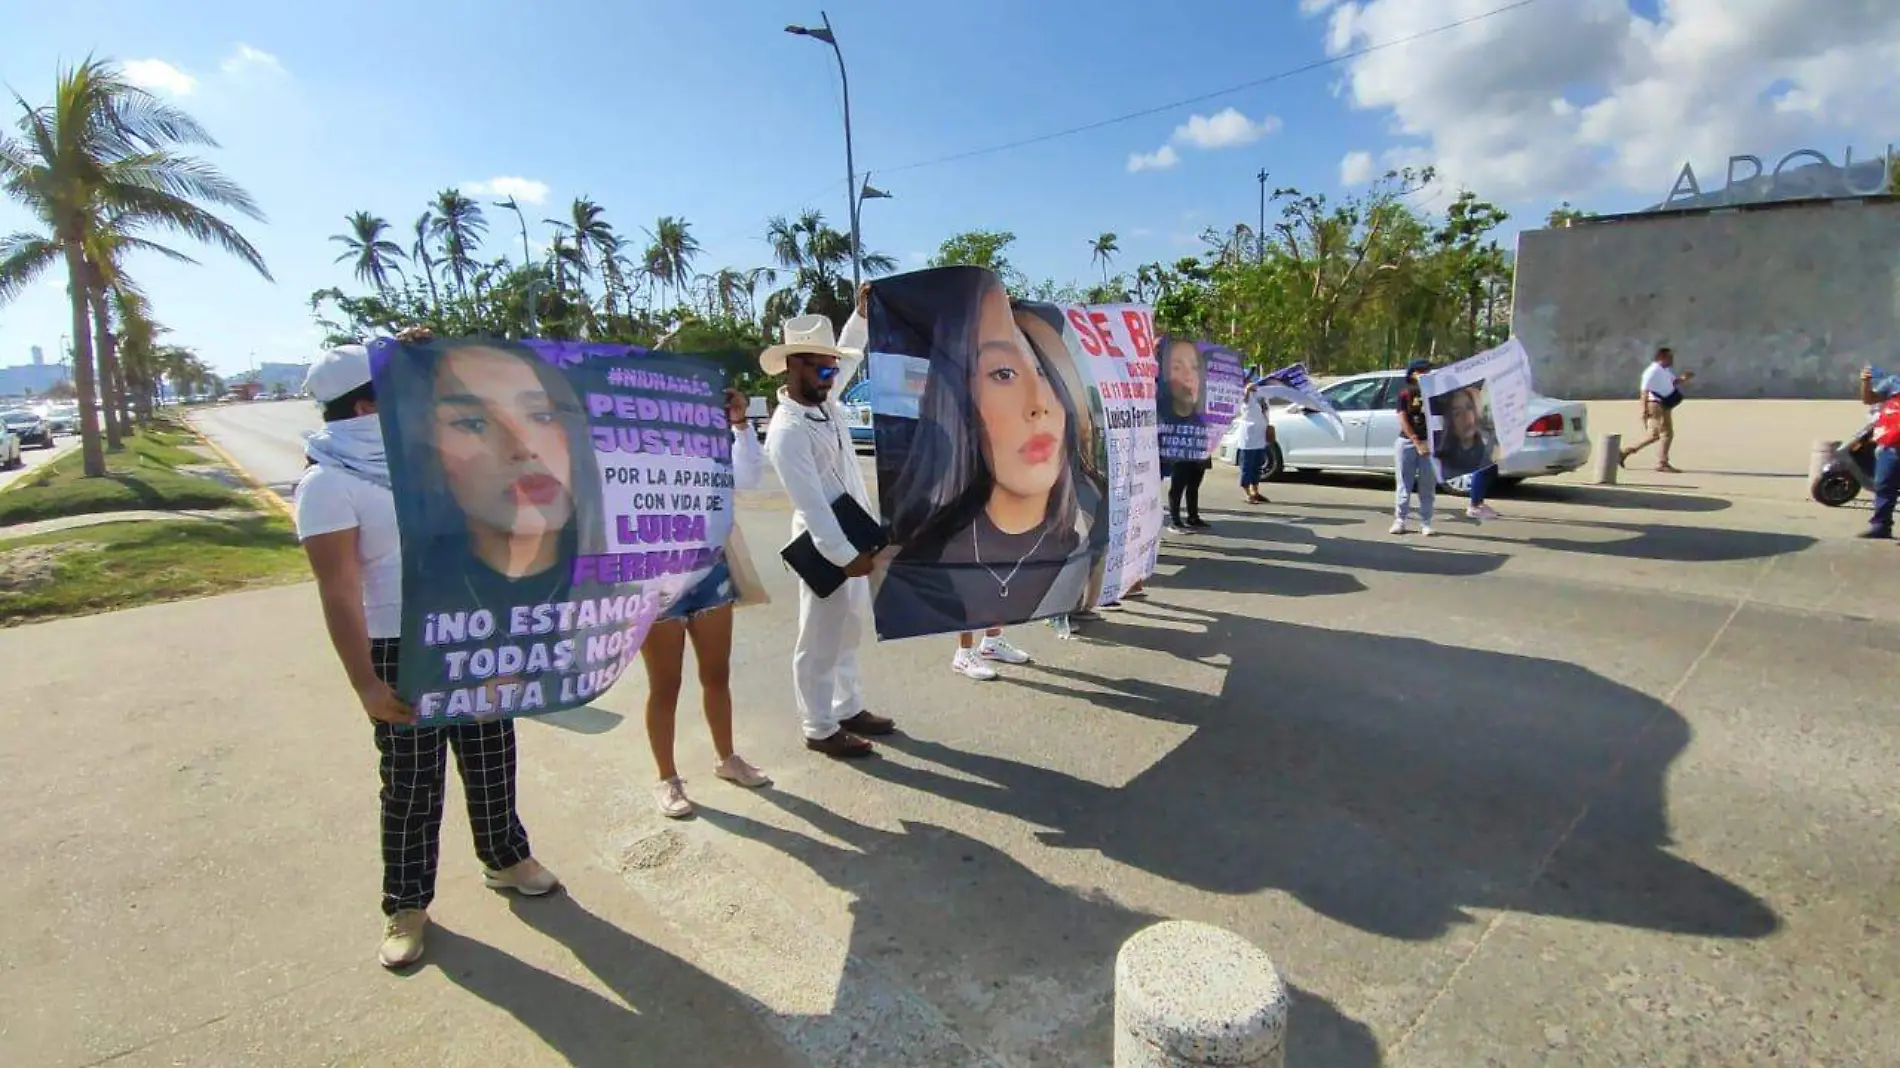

{"left": 1471, "top": 521, "right": 1815, "bottom": 563}
{"left": 528, "top": 704, "right": 625, "bottom": 735}
{"left": 700, "top": 792, "right": 1383, "bottom": 1067}
{"left": 856, "top": 608, "right": 1780, "bottom": 945}
{"left": 1156, "top": 521, "right": 1505, "bottom": 596}
{"left": 1504, "top": 482, "right": 1734, "bottom": 513}
{"left": 431, "top": 895, "right": 796, "bottom": 1068}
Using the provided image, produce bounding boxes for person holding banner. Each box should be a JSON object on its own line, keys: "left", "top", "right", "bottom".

{"left": 294, "top": 339, "right": 559, "bottom": 971}
{"left": 762, "top": 315, "right": 896, "bottom": 759}
{"left": 1392, "top": 360, "right": 1438, "bottom": 537}
{"left": 642, "top": 387, "right": 774, "bottom": 818}
{"left": 1235, "top": 380, "right": 1275, "bottom": 505}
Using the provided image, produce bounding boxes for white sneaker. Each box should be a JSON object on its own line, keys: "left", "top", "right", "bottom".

{"left": 978, "top": 637, "right": 1031, "bottom": 665}
{"left": 653, "top": 777, "right": 694, "bottom": 819}
{"left": 1420, "top": 523, "right": 1436, "bottom": 537}
{"left": 952, "top": 649, "right": 999, "bottom": 680}
{"left": 1466, "top": 503, "right": 1498, "bottom": 521}
{"left": 1390, "top": 519, "right": 1408, "bottom": 535}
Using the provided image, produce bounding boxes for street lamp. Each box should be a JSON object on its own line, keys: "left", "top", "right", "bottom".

{"left": 786, "top": 12, "right": 866, "bottom": 291}
{"left": 856, "top": 173, "right": 892, "bottom": 250}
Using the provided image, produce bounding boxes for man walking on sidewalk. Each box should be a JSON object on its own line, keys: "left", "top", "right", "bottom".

{"left": 761, "top": 315, "right": 896, "bottom": 758}
{"left": 294, "top": 341, "right": 559, "bottom": 970}
{"left": 1620, "top": 346, "right": 1693, "bottom": 473}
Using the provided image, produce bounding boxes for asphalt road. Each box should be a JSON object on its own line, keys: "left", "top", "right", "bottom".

{"left": 0, "top": 433, "right": 79, "bottom": 495}
{"left": 9, "top": 398, "right": 1894, "bottom": 1067}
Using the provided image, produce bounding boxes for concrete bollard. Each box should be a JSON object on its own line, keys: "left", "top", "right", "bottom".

{"left": 1592, "top": 433, "right": 1622, "bottom": 485}
{"left": 1114, "top": 920, "right": 1289, "bottom": 1068}
{"left": 1810, "top": 440, "right": 1840, "bottom": 485}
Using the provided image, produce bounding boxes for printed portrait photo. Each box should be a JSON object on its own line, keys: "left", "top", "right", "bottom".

{"left": 1429, "top": 380, "right": 1501, "bottom": 482}
{"left": 867, "top": 266, "right": 1107, "bottom": 640}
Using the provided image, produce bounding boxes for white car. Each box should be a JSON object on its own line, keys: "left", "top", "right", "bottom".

{"left": 1218, "top": 369, "right": 1591, "bottom": 491}
{"left": 0, "top": 424, "right": 20, "bottom": 470}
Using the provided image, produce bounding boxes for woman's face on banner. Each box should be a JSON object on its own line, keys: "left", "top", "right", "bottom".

{"left": 1447, "top": 388, "right": 1481, "bottom": 444}
{"left": 1167, "top": 341, "right": 1202, "bottom": 415}
{"left": 972, "top": 284, "right": 1066, "bottom": 504}
{"left": 430, "top": 345, "right": 576, "bottom": 541}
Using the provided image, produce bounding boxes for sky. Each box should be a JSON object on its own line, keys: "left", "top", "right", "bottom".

{"left": 2, "top": 0, "right": 1896, "bottom": 376}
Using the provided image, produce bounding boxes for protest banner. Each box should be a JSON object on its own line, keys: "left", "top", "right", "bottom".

{"left": 1256, "top": 362, "right": 1346, "bottom": 441}
{"left": 1417, "top": 337, "right": 1534, "bottom": 482}
{"left": 369, "top": 337, "right": 738, "bottom": 723}
{"left": 1156, "top": 338, "right": 1246, "bottom": 462}
{"left": 860, "top": 268, "right": 1160, "bottom": 639}
{"left": 1070, "top": 302, "right": 1163, "bottom": 607}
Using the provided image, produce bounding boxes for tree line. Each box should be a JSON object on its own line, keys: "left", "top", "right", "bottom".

{"left": 1, "top": 58, "right": 255, "bottom": 477}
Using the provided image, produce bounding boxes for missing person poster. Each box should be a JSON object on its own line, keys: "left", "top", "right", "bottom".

{"left": 1418, "top": 337, "right": 1533, "bottom": 482}
{"left": 861, "top": 269, "right": 1160, "bottom": 639}
{"left": 1156, "top": 338, "right": 1246, "bottom": 463}
{"left": 1074, "top": 302, "right": 1163, "bottom": 606}
{"left": 863, "top": 267, "right": 1108, "bottom": 640}
{"left": 369, "top": 337, "right": 740, "bottom": 723}
{"left": 1256, "top": 362, "right": 1347, "bottom": 441}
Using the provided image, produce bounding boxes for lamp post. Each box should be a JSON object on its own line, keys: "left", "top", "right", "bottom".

{"left": 786, "top": 12, "right": 865, "bottom": 291}
{"left": 856, "top": 173, "right": 892, "bottom": 272}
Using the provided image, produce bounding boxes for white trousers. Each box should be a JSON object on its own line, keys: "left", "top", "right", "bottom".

{"left": 793, "top": 575, "right": 868, "bottom": 739}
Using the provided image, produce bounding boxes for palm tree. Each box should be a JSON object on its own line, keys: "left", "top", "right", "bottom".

{"left": 493, "top": 195, "right": 532, "bottom": 268}
{"left": 0, "top": 57, "right": 271, "bottom": 476}
{"left": 429, "top": 189, "right": 486, "bottom": 297}
{"left": 763, "top": 210, "right": 895, "bottom": 328}
{"left": 409, "top": 211, "right": 440, "bottom": 309}
{"left": 330, "top": 211, "right": 404, "bottom": 297}
{"left": 645, "top": 215, "right": 700, "bottom": 309}
{"left": 1090, "top": 232, "right": 1119, "bottom": 284}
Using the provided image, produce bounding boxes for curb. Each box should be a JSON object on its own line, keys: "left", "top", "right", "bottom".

{"left": 186, "top": 418, "right": 293, "bottom": 519}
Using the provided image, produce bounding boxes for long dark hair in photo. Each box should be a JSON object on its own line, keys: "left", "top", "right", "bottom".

{"left": 875, "top": 266, "right": 1097, "bottom": 557}
{"left": 378, "top": 340, "right": 608, "bottom": 591}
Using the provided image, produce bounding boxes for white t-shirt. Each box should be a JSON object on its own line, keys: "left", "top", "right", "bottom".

{"left": 1640, "top": 362, "right": 1678, "bottom": 401}
{"left": 1236, "top": 393, "right": 1272, "bottom": 451}
{"left": 294, "top": 464, "right": 403, "bottom": 639}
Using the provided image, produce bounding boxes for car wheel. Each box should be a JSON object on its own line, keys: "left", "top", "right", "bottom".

{"left": 1261, "top": 443, "right": 1286, "bottom": 482}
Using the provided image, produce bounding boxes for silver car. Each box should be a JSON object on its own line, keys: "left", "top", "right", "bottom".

{"left": 1220, "top": 369, "right": 1591, "bottom": 490}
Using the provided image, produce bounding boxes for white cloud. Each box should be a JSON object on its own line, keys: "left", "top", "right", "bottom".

{"left": 1339, "top": 150, "right": 1376, "bottom": 185}
{"left": 1127, "top": 145, "right": 1181, "bottom": 173}
{"left": 221, "top": 44, "right": 285, "bottom": 77}
{"left": 1129, "top": 106, "right": 1280, "bottom": 175}
{"left": 464, "top": 177, "right": 552, "bottom": 205}
{"left": 1305, "top": 0, "right": 1900, "bottom": 204}
{"left": 1173, "top": 107, "right": 1282, "bottom": 150}
{"left": 122, "top": 59, "right": 196, "bottom": 97}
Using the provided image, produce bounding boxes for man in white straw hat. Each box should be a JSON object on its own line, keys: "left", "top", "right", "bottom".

{"left": 761, "top": 313, "right": 895, "bottom": 758}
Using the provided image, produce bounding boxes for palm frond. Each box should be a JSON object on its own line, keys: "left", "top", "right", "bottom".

{"left": 0, "top": 230, "right": 59, "bottom": 305}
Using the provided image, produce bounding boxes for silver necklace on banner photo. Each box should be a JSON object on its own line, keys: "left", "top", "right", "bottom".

{"left": 972, "top": 519, "right": 1051, "bottom": 599}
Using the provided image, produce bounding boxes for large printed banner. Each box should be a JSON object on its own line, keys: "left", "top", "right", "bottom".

{"left": 1256, "top": 362, "right": 1347, "bottom": 442}
{"left": 1417, "top": 337, "right": 1534, "bottom": 482}
{"left": 862, "top": 267, "right": 1160, "bottom": 640}
{"left": 369, "top": 338, "right": 737, "bottom": 722}
{"left": 1156, "top": 338, "right": 1246, "bottom": 463}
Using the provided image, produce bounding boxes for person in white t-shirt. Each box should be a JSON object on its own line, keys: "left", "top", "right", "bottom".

{"left": 1234, "top": 378, "right": 1275, "bottom": 504}
{"left": 1619, "top": 346, "right": 1693, "bottom": 473}
{"left": 293, "top": 338, "right": 559, "bottom": 971}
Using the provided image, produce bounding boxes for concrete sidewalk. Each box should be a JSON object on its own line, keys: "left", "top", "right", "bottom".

{"left": 6, "top": 410, "right": 1898, "bottom": 1066}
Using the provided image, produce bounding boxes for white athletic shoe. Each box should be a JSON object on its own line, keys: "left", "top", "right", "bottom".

{"left": 951, "top": 649, "right": 999, "bottom": 680}
{"left": 978, "top": 637, "right": 1031, "bottom": 665}
{"left": 1420, "top": 523, "right": 1436, "bottom": 537}
{"left": 1390, "top": 519, "right": 1408, "bottom": 535}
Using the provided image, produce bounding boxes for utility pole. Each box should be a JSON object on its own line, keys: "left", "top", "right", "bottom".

{"left": 1256, "top": 168, "right": 1270, "bottom": 262}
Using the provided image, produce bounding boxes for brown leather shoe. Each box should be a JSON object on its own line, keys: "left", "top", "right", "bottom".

{"left": 838, "top": 710, "right": 896, "bottom": 736}
{"left": 806, "top": 730, "right": 874, "bottom": 758}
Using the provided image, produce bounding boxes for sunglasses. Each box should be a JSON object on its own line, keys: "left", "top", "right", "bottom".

{"left": 791, "top": 353, "right": 840, "bottom": 382}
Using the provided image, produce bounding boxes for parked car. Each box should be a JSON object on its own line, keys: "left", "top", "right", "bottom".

{"left": 840, "top": 379, "right": 875, "bottom": 446}
{"left": 1217, "top": 369, "right": 1590, "bottom": 492}
{"left": 1, "top": 409, "right": 54, "bottom": 449}
{"left": 0, "top": 424, "right": 20, "bottom": 469}
{"left": 37, "top": 404, "right": 77, "bottom": 435}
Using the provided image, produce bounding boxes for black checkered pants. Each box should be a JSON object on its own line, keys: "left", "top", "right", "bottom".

{"left": 370, "top": 638, "right": 532, "bottom": 916}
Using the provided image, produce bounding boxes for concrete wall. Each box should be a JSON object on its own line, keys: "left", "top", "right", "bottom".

{"left": 1511, "top": 197, "right": 1900, "bottom": 399}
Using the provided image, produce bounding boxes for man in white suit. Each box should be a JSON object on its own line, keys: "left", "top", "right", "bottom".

{"left": 761, "top": 314, "right": 895, "bottom": 758}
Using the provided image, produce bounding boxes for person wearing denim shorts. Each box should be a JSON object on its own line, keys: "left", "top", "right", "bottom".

{"left": 641, "top": 388, "right": 774, "bottom": 819}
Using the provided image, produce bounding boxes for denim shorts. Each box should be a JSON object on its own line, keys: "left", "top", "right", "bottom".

{"left": 659, "top": 558, "right": 736, "bottom": 622}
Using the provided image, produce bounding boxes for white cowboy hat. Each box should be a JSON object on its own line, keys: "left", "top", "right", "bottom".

{"left": 759, "top": 314, "right": 847, "bottom": 376}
